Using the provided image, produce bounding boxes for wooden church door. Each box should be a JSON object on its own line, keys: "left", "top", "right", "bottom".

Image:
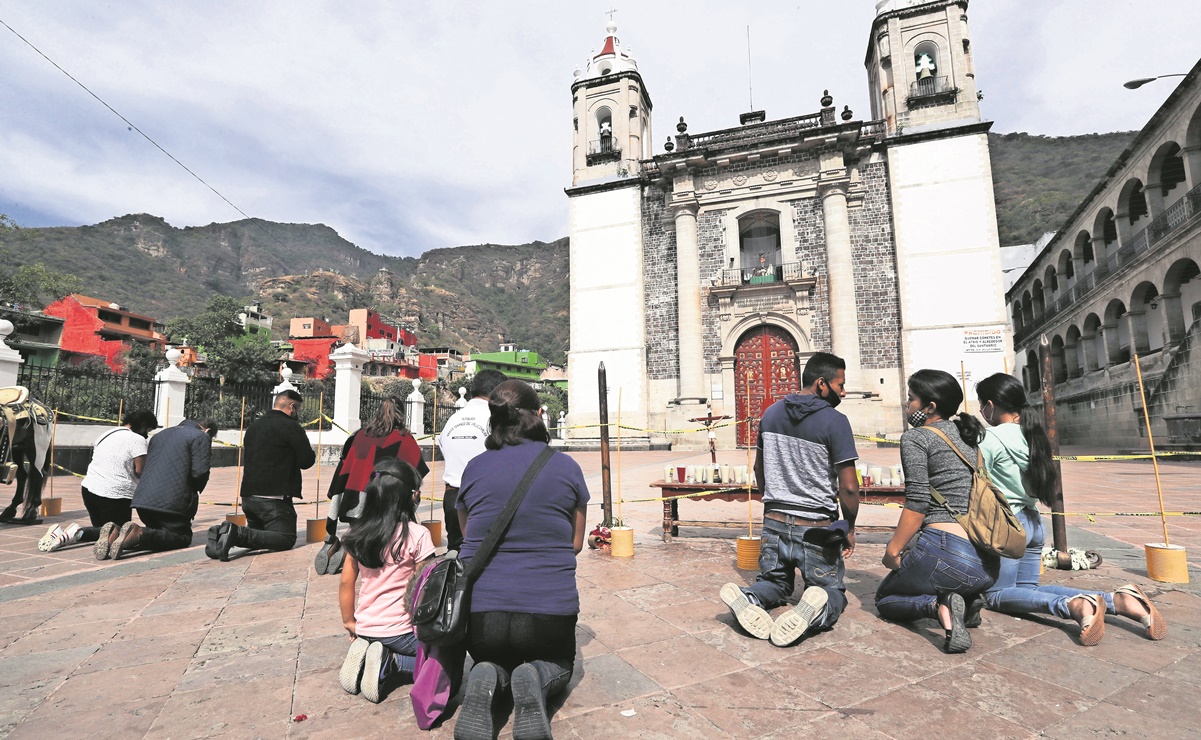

{"left": 734, "top": 326, "right": 800, "bottom": 447}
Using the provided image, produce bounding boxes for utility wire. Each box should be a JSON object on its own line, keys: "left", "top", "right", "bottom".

{"left": 0, "top": 16, "right": 317, "bottom": 272}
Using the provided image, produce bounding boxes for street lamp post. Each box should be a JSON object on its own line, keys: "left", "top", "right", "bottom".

{"left": 1123, "top": 73, "right": 1188, "bottom": 90}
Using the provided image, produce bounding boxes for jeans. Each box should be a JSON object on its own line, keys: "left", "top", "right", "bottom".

{"left": 369, "top": 631, "right": 419, "bottom": 676}
{"left": 982, "top": 508, "right": 1115, "bottom": 619}
{"left": 875, "top": 528, "right": 998, "bottom": 622}
{"left": 134, "top": 509, "right": 194, "bottom": 552}
{"left": 741, "top": 518, "right": 847, "bottom": 632}
{"left": 237, "top": 497, "right": 298, "bottom": 552}
{"left": 466, "top": 611, "right": 576, "bottom": 702}
{"left": 80, "top": 487, "right": 132, "bottom": 542}
{"left": 443, "top": 485, "right": 463, "bottom": 551}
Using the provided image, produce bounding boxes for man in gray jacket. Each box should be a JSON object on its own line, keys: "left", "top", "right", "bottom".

{"left": 101, "top": 418, "right": 218, "bottom": 560}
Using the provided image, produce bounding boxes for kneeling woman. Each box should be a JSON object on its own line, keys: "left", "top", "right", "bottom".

{"left": 454, "top": 380, "right": 589, "bottom": 740}
{"left": 875, "top": 369, "right": 997, "bottom": 653}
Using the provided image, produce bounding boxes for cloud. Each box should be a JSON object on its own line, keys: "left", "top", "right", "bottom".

{"left": 0, "top": 1, "right": 1196, "bottom": 256}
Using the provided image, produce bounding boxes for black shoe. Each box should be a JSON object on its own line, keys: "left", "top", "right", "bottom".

{"left": 314, "top": 537, "right": 342, "bottom": 575}
{"left": 205, "top": 521, "right": 238, "bottom": 562}
{"left": 964, "top": 595, "right": 984, "bottom": 628}
{"left": 940, "top": 593, "right": 971, "bottom": 654}
{"left": 455, "top": 661, "right": 501, "bottom": 740}
{"left": 511, "top": 663, "right": 553, "bottom": 740}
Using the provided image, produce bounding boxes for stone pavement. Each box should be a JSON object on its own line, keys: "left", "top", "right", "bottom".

{"left": 0, "top": 446, "right": 1198, "bottom": 738}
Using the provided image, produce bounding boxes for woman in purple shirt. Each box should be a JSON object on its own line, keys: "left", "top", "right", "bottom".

{"left": 454, "top": 380, "right": 588, "bottom": 740}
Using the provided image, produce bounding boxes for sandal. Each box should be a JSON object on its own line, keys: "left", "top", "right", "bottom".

{"left": 1115, "top": 584, "right": 1167, "bottom": 641}
{"left": 1070, "top": 594, "right": 1105, "bottom": 646}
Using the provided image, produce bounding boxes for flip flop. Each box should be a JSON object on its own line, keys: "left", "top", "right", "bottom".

{"left": 1071, "top": 594, "right": 1105, "bottom": 646}
{"left": 1115, "top": 584, "right": 1167, "bottom": 641}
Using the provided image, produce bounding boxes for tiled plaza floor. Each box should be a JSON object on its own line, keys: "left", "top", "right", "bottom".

{"left": 0, "top": 445, "right": 1197, "bottom": 738}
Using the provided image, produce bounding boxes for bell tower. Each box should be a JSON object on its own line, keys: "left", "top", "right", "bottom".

{"left": 570, "top": 20, "right": 653, "bottom": 185}
{"left": 866, "top": 0, "right": 980, "bottom": 135}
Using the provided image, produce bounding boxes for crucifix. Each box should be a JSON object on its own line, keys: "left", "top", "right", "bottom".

{"left": 689, "top": 402, "right": 731, "bottom": 466}
{"left": 605, "top": 8, "right": 618, "bottom": 21}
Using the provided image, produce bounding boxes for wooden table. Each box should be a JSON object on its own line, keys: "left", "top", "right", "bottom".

{"left": 650, "top": 481, "right": 906, "bottom": 541}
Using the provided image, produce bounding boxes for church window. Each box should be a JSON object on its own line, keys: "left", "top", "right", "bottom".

{"left": 596, "top": 107, "right": 613, "bottom": 153}
{"left": 910, "top": 41, "right": 947, "bottom": 99}
{"left": 738, "top": 212, "right": 782, "bottom": 280}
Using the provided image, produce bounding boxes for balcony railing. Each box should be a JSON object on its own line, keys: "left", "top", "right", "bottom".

{"left": 717, "top": 261, "right": 805, "bottom": 287}
{"left": 1013, "top": 179, "right": 1201, "bottom": 345}
{"left": 908, "top": 76, "right": 957, "bottom": 102}
{"left": 586, "top": 137, "right": 621, "bottom": 165}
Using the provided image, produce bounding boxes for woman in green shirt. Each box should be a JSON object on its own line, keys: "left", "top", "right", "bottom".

{"left": 976, "top": 373, "right": 1166, "bottom": 644}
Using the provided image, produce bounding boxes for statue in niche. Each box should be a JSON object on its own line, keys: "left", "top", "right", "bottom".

{"left": 915, "top": 51, "right": 937, "bottom": 80}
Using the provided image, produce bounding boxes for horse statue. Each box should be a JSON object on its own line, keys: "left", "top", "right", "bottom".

{"left": 0, "top": 386, "right": 53, "bottom": 524}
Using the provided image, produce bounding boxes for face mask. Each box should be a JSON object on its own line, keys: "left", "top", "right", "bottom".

{"left": 906, "top": 409, "right": 927, "bottom": 428}
{"left": 820, "top": 382, "right": 842, "bottom": 409}
{"left": 979, "top": 403, "right": 995, "bottom": 426}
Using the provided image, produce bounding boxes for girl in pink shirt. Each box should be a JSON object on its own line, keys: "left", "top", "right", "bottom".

{"left": 338, "top": 459, "right": 436, "bottom": 703}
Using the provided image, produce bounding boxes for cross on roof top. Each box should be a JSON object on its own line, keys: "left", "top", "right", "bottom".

{"left": 605, "top": 8, "right": 617, "bottom": 21}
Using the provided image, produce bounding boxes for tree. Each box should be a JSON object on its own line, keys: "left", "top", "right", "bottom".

{"left": 166, "top": 295, "right": 279, "bottom": 382}
{"left": 0, "top": 259, "right": 83, "bottom": 308}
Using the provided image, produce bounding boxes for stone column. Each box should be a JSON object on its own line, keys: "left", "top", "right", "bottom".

{"left": 1101, "top": 322, "right": 1123, "bottom": 366}
{"left": 1143, "top": 181, "right": 1165, "bottom": 220}
{"left": 819, "top": 180, "right": 861, "bottom": 386}
{"left": 154, "top": 348, "right": 189, "bottom": 428}
{"left": 0, "top": 321, "right": 24, "bottom": 388}
{"left": 1125, "top": 310, "right": 1151, "bottom": 356}
{"left": 1081, "top": 331, "right": 1100, "bottom": 372}
{"left": 406, "top": 378, "right": 426, "bottom": 438}
{"left": 674, "top": 200, "right": 705, "bottom": 400}
{"left": 1182, "top": 145, "right": 1201, "bottom": 191}
{"left": 330, "top": 343, "right": 369, "bottom": 435}
{"left": 1064, "top": 336, "right": 1081, "bottom": 379}
{"left": 1161, "top": 292, "right": 1187, "bottom": 345}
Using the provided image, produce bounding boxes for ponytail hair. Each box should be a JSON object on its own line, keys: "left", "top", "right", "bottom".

{"left": 341, "top": 459, "right": 422, "bottom": 569}
{"left": 976, "top": 372, "right": 1058, "bottom": 506}
{"left": 907, "top": 369, "right": 984, "bottom": 447}
{"left": 485, "top": 380, "right": 550, "bottom": 450}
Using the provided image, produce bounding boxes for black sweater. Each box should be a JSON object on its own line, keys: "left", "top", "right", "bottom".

{"left": 240, "top": 410, "right": 317, "bottom": 499}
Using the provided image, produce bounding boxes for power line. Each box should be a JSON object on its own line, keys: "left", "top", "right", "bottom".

{"left": 0, "top": 16, "right": 316, "bottom": 272}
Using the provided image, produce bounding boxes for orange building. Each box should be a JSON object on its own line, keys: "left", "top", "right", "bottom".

{"left": 44, "top": 294, "right": 165, "bottom": 371}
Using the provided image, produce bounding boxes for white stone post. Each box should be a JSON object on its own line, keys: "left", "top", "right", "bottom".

{"left": 272, "top": 366, "right": 298, "bottom": 396}
{"left": 820, "top": 180, "right": 862, "bottom": 388}
{"left": 407, "top": 378, "right": 426, "bottom": 438}
{"left": 455, "top": 387, "right": 468, "bottom": 408}
{"left": 0, "top": 321, "right": 25, "bottom": 388}
{"left": 330, "top": 343, "right": 369, "bottom": 435}
{"left": 557, "top": 411, "right": 567, "bottom": 439}
{"left": 154, "top": 348, "right": 189, "bottom": 428}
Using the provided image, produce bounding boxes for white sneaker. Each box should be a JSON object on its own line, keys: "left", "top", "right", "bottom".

{"left": 770, "top": 586, "right": 828, "bottom": 647}
{"left": 720, "top": 582, "right": 773, "bottom": 640}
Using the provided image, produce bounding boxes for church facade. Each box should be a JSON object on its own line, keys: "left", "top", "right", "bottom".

{"left": 565, "top": 0, "right": 1011, "bottom": 448}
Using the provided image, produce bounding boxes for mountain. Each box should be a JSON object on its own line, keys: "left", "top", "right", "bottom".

{"left": 987, "top": 130, "right": 1138, "bottom": 247}
{"left": 0, "top": 130, "right": 1137, "bottom": 362}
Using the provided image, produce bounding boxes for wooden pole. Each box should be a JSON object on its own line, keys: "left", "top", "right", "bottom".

{"left": 1133, "top": 353, "right": 1171, "bottom": 546}
{"left": 234, "top": 397, "right": 246, "bottom": 515}
{"left": 117, "top": 398, "right": 124, "bottom": 426}
{"left": 1038, "top": 335, "right": 1069, "bottom": 560}
{"left": 49, "top": 408, "right": 58, "bottom": 499}
{"left": 959, "top": 361, "right": 970, "bottom": 414}
{"left": 430, "top": 387, "right": 437, "bottom": 521}
{"left": 314, "top": 391, "right": 324, "bottom": 520}
{"left": 746, "top": 372, "right": 753, "bottom": 538}
{"left": 598, "top": 363, "right": 613, "bottom": 526}
{"left": 616, "top": 387, "right": 623, "bottom": 523}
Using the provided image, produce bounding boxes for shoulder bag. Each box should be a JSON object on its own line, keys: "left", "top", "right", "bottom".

{"left": 924, "top": 426, "right": 1026, "bottom": 559}
{"left": 412, "top": 445, "right": 557, "bottom": 646}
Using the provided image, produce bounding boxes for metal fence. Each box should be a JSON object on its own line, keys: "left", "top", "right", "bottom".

{"left": 16, "top": 363, "right": 156, "bottom": 423}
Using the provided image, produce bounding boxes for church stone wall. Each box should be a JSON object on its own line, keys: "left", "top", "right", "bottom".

{"left": 791, "top": 198, "right": 830, "bottom": 350}
{"left": 850, "top": 159, "right": 901, "bottom": 370}
{"left": 642, "top": 186, "right": 678, "bottom": 380}
{"left": 699, "top": 208, "right": 732, "bottom": 374}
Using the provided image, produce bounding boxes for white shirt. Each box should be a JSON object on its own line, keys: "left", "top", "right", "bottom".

{"left": 437, "top": 397, "right": 490, "bottom": 487}
{"left": 81, "top": 427, "right": 149, "bottom": 500}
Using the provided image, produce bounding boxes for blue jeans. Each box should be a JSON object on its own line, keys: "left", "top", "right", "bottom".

{"left": 875, "top": 528, "right": 998, "bottom": 621}
{"left": 982, "top": 508, "right": 1115, "bottom": 619}
{"left": 371, "top": 631, "right": 419, "bottom": 676}
{"left": 742, "top": 518, "right": 847, "bottom": 632}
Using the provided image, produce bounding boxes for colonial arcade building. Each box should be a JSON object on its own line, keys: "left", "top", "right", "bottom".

{"left": 1009, "top": 61, "right": 1201, "bottom": 449}
{"left": 565, "top": 0, "right": 1012, "bottom": 448}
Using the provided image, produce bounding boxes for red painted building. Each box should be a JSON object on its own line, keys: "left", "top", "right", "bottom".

{"left": 289, "top": 337, "right": 340, "bottom": 379}
{"left": 44, "top": 294, "right": 165, "bottom": 371}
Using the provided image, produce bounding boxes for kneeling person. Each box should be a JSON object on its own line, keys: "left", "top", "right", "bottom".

{"left": 207, "top": 389, "right": 316, "bottom": 560}
{"left": 720, "top": 352, "right": 859, "bottom": 646}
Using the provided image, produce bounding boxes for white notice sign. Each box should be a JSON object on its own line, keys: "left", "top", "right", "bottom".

{"left": 963, "top": 328, "right": 1004, "bottom": 354}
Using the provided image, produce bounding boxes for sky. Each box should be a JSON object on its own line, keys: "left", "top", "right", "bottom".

{"left": 0, "top": 1, "right": 1197, "bottom": 259}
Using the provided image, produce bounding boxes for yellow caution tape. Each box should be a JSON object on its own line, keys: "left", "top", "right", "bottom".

{"left": 1055, "top": 452, "right": 1198, "bottom": 461}
{"left": 52, "top": 463, "right": 84, "bottom": 479}
{"left": 855, "top": 434, "right": 900, "bottom": 445}
{"left": 54, "top": 411, "right": 121, "bottom": 424}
